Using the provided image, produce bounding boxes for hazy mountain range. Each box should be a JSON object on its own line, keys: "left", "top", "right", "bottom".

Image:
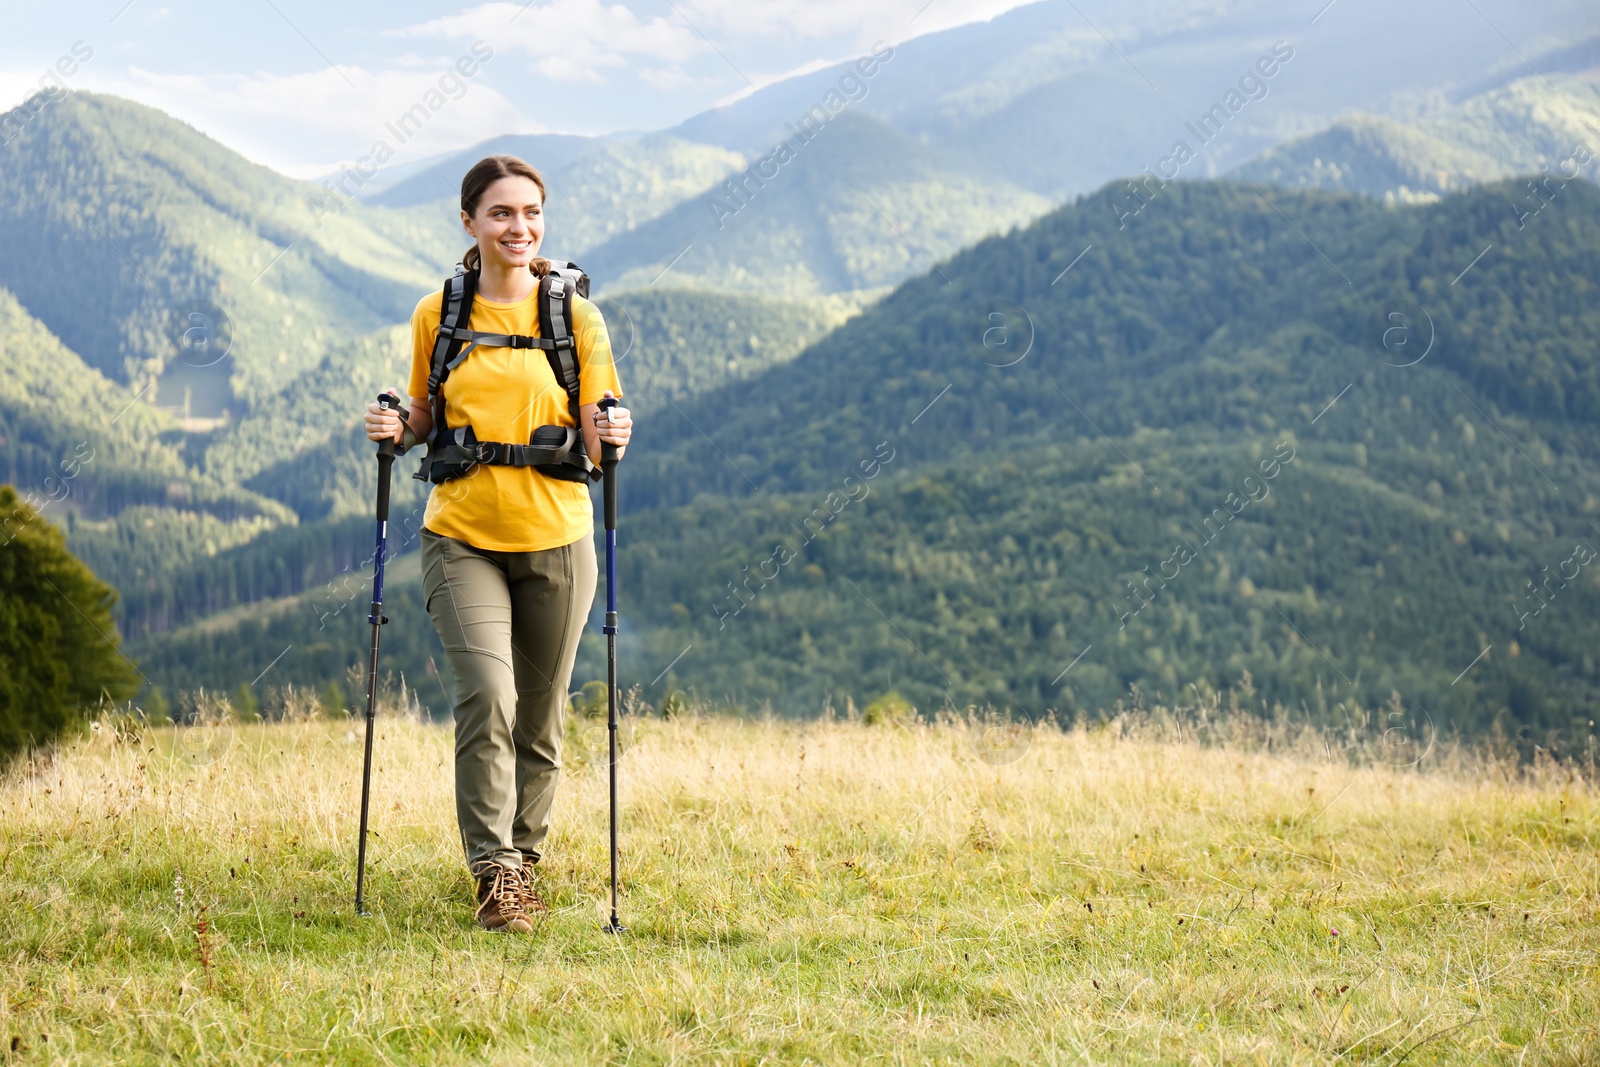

{"left": 365, "top": 1, "right": 1600, "bottom": 204}
{"left": 1233, "top": 74, "right": 1600, "bottom": 202}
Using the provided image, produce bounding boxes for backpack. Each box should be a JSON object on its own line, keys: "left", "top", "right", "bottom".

{"left": 412, "top": 260, "right": 601, "bottom": 486}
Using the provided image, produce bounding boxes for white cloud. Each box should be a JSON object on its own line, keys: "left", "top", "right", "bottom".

{"left": 636, "top": 65, "right": 727, "bottom": 93}
{"left": 0, "top": 73, "right": 53, "bottom": 110}
{"left": 676, "top": 0, "right": 1038, "bottom": 47}
{"left": 394, "top": 1, "right": 707, "bottom": 83}
{"left": 0, "top": 0, "right": 1049, "bottom": 174}
{"left": 112, "top": 62, "right": 537, "bottom": 174}
{"left": 394, "top": 0, "right": 1040, "bottom": 100}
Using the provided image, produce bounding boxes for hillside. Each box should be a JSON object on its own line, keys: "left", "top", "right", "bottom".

{"left": 1233, "top": 75, "right": 1600, "bottom": 202}
{"left": 0, "top": 285, "right": 293, "bottom": 597}
{"left": 9, "top": 80, "right": 1600, "bottom": 752}
{"left": 0, "top": 92, "right": 459, "bottom": 403}
{"left": 0, "top": 285, "right": 185, "bottom": 498}
{"left": 625, "top": 180, "right": 1600, "bottom": 502}
{"left": 596, "top": 179, "right": 1600, "bottom": 745}
{"left": 580, "top": 111, "right": 1052, "bottom": 297}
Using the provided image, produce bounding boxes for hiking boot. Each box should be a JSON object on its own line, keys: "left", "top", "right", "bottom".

{"left": 513, "top": 864, "right": 549, "bottom": 915}
{"left": 470, "top": 861, "right": 532, "bottom": 933}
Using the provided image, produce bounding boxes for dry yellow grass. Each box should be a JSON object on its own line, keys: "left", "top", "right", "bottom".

{"left": 2, "top": 705, "right": 1597, "bottom": 1064}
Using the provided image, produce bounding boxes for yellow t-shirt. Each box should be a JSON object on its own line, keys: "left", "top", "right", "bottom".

{"left": 407, "top": 280, "right": 623, "bottom": 553}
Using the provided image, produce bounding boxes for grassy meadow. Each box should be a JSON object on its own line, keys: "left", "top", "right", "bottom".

{"left": 2, "top": 697, "right": 1597, "bottom": 1065}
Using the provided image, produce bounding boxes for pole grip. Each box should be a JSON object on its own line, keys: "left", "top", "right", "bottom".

{"left": 598, "top": 396, "right": 619, "bottom": 532}
{"left": 375, "top": 393, "right": 399, "bottom": 522}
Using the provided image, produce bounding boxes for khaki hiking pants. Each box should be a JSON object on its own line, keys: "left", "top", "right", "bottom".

{"left": 421, "top": 528, "right": 596, "bottom": 872}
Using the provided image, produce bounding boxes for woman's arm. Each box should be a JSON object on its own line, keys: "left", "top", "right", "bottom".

{"left": 580, "top": 390, "right": 632, "bottom": 465}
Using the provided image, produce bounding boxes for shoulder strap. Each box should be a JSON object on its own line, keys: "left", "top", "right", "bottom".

{"left": 415, "top": 267, "right": 477, "bottom": 483}
{"left": 539, "top": 262, "right": 601, "bottom": 483}
{"left": 537, "top": 265, "right": 604, "bottom": 484}
{"left": 428, "top": 266, "right": 478, "bottom": 400}
{"left": 538, "top": 270, "right": 582, "bottom": 417}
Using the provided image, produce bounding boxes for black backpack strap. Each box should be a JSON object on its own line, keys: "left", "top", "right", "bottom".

{"left": 423, "top": 425, "right": 594, "bottom": 485}
{"left": 475, "top": 426, "right": 584, "bottom": 467}
{"left": 536, "top": 271, "right": 601, "bottom": 484}
{"left": 538, "top": 272, "right": 581, "bottom": 411}
{"left": 428, "top": 268, "right": 477, "bottom": 398}
{"left": 415, "top": 268, "right": 478, "bottom": 483}
{"left": 441, "top": 330, "right": 567, "bottom": 353}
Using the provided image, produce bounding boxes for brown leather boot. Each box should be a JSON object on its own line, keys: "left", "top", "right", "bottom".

{"left": 470, "top": 861, "right": 532, "bottom": 933}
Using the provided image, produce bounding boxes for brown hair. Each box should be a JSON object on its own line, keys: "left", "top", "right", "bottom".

{"left": 460, "top": 155, "right": 552, "bottom": 276}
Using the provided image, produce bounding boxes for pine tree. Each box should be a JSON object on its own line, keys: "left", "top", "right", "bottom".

{"left": 0, "top": 485, "right": 140, "bottom": 759}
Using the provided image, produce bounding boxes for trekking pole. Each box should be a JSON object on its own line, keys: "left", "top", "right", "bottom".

{"left": 355, "top": 391, "right": 400, "bottom": 916}
{"left": 598, "top": 396, "right": 625, "bottom": 934}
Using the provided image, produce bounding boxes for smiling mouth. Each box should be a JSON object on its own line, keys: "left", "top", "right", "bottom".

{"left": 501, "top": 239, "right": 532, "bottom": 252}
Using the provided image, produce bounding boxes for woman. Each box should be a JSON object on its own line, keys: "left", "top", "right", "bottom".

{"left": 364, "top": 155, "right": 632, "bottom": 933}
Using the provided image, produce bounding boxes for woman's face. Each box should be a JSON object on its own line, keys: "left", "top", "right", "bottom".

{"left": 464, "top": 175, "right": 545, "bottom": 270}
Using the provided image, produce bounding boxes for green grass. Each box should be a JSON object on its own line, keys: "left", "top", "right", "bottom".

{"left": 2, "top": 707, "right": 1597, "bottom": 1064}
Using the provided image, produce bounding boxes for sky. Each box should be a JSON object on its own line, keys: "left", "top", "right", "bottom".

{"left": 0, "top": 0, "right": 1036, "bottom": 178}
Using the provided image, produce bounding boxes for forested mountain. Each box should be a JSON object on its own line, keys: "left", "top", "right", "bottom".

{"left": 1232, "top": 76, "right": 1600, "bottom": 202}
{"left": 590, "top": 178, "right": 1600, "bottom": 747}
{"left": 0, "top": 93, "right": 460, "bottom": 404}
{"left": 1, "top": 285, "right": 184, "bottom": 501}
{"left": 625, "top": 178, "right": 1600, "bottom": 505}
{"left": 579, "top": 111, "right": 1052, "bottom": 297}
{"left": 121, "top": 177, "right": 1600, "bottom": 757}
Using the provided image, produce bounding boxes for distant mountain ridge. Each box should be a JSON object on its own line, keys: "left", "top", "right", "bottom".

{"left": 579, "top": 110, "right": 1052, "bottom": 297}
{"left": 362, "top": 132, "right": 622, "bottom": 207}
{"left": 1231, "top": 74, "right": 1600, "bottom": 202}
{"left": 362, "top": 132, "right": 748, "bottom": 265}
{"left": 661, "top": 0, "right": 1600, "bottom": 197}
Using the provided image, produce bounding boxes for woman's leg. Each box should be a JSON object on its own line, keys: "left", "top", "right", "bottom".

{"left": 421, "top": 530, "right": 522, "bottom": 872}
{"left": 505, "top": 532, "right": 598, "bottom": 864}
